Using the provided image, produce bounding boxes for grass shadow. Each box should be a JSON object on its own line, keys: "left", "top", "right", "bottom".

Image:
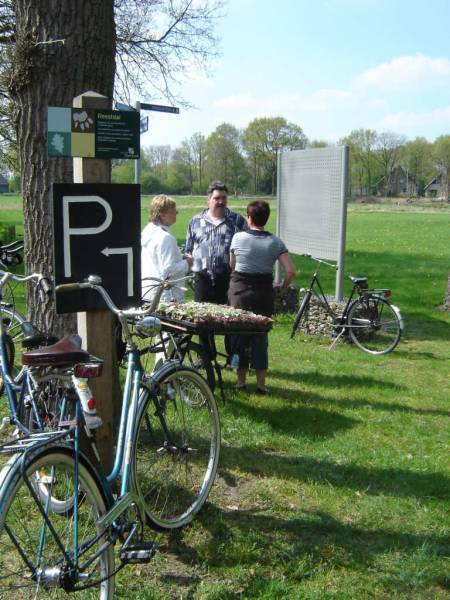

{"left": 228, "top": 391, "right": 359, "bottom": 439}
{"left": 401, "top": 312, "right": 450, "bottom": 343}
{"left": 220, "top": 445, "right": 450, "bottom": 500}
{"left": 160, "top": 502, "right": 449, "bottom": 600}
{"left": 267, "top": 370, "right": 450, "bottom": 417}
{"left": 269, "top": 369, "right": 406, "bottom": 390}
{"left": 193, "top": 505, "right": 450, "bottom": 573}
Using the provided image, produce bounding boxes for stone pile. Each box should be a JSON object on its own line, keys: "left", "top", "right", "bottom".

{"left": 296, "top": 293, "right": 347, "bottom": 338}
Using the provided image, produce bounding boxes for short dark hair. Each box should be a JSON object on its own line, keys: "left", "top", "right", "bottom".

{"left": 247, "top": 200, "right": 270, "bottom": 227}
{"left": 207, "top": 181, "right": 228, "bottom": 196}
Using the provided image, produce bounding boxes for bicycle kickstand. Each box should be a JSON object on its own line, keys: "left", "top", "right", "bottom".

{"left": 329, "top": 327, "right": 346, "bottom": 351}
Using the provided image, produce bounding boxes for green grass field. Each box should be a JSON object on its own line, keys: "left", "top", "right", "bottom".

{"left": 1, "top": 194, "right": 449, "bottom": 599}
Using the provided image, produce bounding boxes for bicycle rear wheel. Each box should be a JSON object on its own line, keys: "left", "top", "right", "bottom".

{"left": 0, "top": 306, "right": 25, "bottom": 386}
{"left": 133, "top": 366, "right": 220, "bottom": 530}
{"left": 0, "top": 449, "right": 114, "bottom": 598}
{"left": 291, "top": 291, "right": 311, "bottom": 338}
{"left": 0, "top": 333, "right": 15, "bottom": 397}
{"left": 348, "top": 296, "right": 402, "bottom": 355}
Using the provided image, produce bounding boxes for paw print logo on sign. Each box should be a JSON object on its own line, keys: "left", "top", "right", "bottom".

{"left": 72, "top": 111, "right": 94, "bottom": 131}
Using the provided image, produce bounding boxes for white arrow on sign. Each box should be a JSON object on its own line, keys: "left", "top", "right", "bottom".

{"left": 101, "top": 246, "right": 134, "bottom": 296}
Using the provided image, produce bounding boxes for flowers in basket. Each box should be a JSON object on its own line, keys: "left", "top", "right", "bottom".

{"left": 155, "top": 302, "right": 273, "bottom": 330}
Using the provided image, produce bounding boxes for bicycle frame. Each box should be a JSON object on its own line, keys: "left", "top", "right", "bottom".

{"left": 0, "top": 328, "right": 159, "bottom": 589}
{"left": 51, "top": 276, "right": 185, "bottom": 530}
{"left": 304, "top": 270, "right": 358, "bottom": 327}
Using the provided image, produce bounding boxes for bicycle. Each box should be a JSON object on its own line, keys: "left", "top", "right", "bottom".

{"left": 0, "top": 273, "right": 221, "bottom": 596}
{"left": 135, "top": 275, "right": 217, "bottom": 390}
{"left": 0, "top": 271, "right": 57, "bottom": 425}
{"left": 291, "top": 254, "right": 404, "bottom": 355}
{"left": 0, "top": 240, "right": 28, "bottom": 388}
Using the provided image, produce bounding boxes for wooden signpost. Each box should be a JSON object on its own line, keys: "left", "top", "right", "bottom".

{"left": 72, "top": 91, "right": 118, "bottom": 471}
{"left": 50, "top": 90, "right": 141, "bottom": 470}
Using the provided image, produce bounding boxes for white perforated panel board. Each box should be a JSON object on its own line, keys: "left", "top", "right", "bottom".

{"left": 277, "top": 146, "right": 348, "bottom": 261}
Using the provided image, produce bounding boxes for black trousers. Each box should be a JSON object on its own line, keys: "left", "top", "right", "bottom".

{"left": 194, "top": 272, "right": 232, "bottom": 357}
{"left": 194, "top": 272, "right": 230, "bottom": 305}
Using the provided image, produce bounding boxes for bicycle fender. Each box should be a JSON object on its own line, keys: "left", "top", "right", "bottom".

{"left": 367, "top": 295, "right": 405, "bottom": 332}
{"left": 0, "top": 453, "right": 22, "bottom": 503}
{"left": 144, "top": 359, "right": 184, "bottom": 387}
{"left": 0, "top": 444, "right": 114, "bottom": 512}
{"left": 390, "top": 304, "right": 405, "bottom": 331}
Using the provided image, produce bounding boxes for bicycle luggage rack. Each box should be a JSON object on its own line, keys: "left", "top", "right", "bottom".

{"left": 0, "top": 429, "right": 71, "bottom": 455}
{"left": 157, "top": 314, "right": 273, "bottom": 335}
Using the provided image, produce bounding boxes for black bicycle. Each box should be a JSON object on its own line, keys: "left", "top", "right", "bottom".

{"left": 291, "top": 255, "right": 404, "bottom": 355}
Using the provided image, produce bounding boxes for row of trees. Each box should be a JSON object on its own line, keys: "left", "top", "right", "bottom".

{"left": 341, "top": 130, "right": 450, "bottom": 199}
{"left": 111, "top": 125, "right": 450, "bottom": 198}
{"left": 112, "top": 118, "right": 308, "bottom": 195}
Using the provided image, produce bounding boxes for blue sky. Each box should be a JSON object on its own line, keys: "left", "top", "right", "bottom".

{"left": 140, "top": 0, "right": 450, "bottom": 148}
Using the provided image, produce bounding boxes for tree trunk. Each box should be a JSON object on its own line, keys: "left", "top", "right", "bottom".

{"left": 444, "top": 273, "right": 450, "bottom": 311}
{"left": 11, "top": 0, "right": 115, "bottom": 333}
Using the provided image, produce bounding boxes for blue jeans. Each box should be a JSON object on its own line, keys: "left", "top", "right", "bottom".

{"left": 230, "top": 333, "right": 268, "bottom": 370}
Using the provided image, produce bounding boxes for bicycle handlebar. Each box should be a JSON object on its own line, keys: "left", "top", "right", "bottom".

{"left": 0, "top": 240, "right": 23, "bottom": 268}
{"left": 56, "top": 273, "right": 193, "bottom": 319}
{"left": 141, "top": 274, "right": 193, "bottom": 288}
{"left": 301, "top": 253, "right": 338, "bottom": 270}
{"left": 0, "top": 270, "right": 53, "bottom": 301}
{"left": 0, "top": 240, "right": 23, "bottom": 252}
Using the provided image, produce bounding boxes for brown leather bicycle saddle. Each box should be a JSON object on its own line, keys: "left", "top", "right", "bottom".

{"left": 22, "top": 334, "right": 90, "bottom": 367}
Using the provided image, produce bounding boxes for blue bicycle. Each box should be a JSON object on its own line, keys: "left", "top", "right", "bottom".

{"left": 0, "top": 275, "right": 220, "bottom": 597}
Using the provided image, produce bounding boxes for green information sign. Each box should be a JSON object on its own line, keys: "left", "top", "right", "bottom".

{"left": 47, "top": 107, "right": 140, "bottom": 159}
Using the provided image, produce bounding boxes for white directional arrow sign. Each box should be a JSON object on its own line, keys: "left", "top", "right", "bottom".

{"left": 101, "top": 246, "right": 134, "bottom": 296}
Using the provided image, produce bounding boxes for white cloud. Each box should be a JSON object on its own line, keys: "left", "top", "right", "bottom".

{"left": 354, "top": 53, "right": 450, "bottom": 92}
{"left": 377, "top": 105, "right": 450, "bottom": 135}
{"left": 214, "top": 88, "right": 351, "bottom": 116}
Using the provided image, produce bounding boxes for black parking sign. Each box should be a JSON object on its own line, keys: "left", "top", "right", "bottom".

{"left": 53, "top": 183, "right": 141, "bottom": 313}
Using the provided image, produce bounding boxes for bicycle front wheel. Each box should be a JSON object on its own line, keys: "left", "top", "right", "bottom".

{"left": 291, "top": 291, "right": 311, "bottom": 338}
{"left": 133, "top": 366, "right": 220, "bottom": 530}
{"left": 0, "top": 449, "right": 114, "bottom": 598}
{"left": 348, "top": 296, "right": 402, "bottom": 355}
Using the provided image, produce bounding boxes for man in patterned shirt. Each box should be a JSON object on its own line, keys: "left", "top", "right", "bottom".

{"left": 185, "top": 181, "right": 246, "bottom": 304}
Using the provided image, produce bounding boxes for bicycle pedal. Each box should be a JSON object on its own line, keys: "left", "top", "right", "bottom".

{"left": 120, "top": 541, "right": 157, "bottom": 564}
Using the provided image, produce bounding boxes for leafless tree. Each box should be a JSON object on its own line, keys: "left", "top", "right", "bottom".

{"left": 376, "top": 131, "right": 406, "bottom": 196}
{"left": 0, "top": 0, "right": 223, "bottom": 330}
{"left": 114, "top": 0, "right": 224, "bottom": 105}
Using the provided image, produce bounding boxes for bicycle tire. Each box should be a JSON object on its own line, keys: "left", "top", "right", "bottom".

{"left": 347, "top": 296, "right": 402, "bottom": 355}
{"left": 0, "top": 449, "right": 114, "bottom": 598}
{"left": 0, "top": 305, "right": 26, "bottom": 385}
{"left": 0, "top": 332, "right": 14, "bottom": 396}
{"left": 291, "top": 291, "right": 311, "bottom": 338}
{"left": 133, "top": 365, "right": 220, "bottom": 530}
{"left": 170, "top": 339, "right": 216, "bottom": 391}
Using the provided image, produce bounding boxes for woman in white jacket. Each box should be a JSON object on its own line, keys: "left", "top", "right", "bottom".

{"left": 141, "top": 195, "right": 192, "bottom": 303}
